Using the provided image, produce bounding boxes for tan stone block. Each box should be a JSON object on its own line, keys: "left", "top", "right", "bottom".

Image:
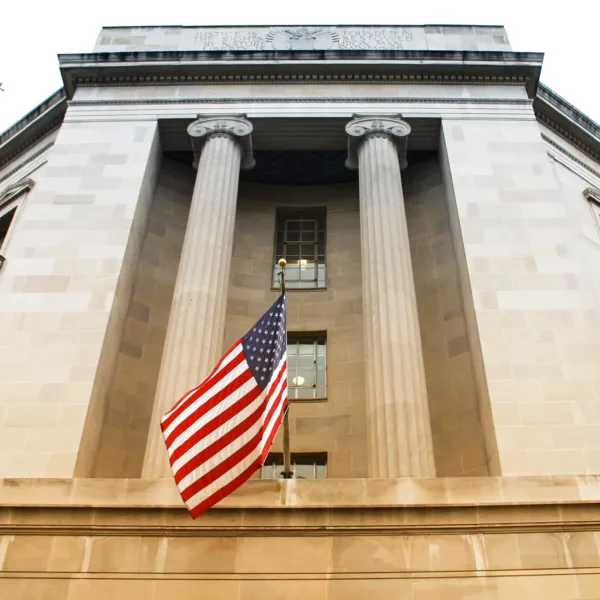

{"left": 414, "top": 578, "right": 497, "bottom": 600}
{"left": 164, "top": 537, "right": 237, "bottom": 573}
{"left": 3, "top": 579, "right": 70, "bottom": 600}
{"left": 564, "top": 531, "right": 600, "bottom": 568}
{"left": 481, "top": 534, "right": 521, "bottom": 569}
{"left": 542, "top": 379, "right": 596, "bottom": 402}
{"left": 154, "top": 581, "right": 240, "bottom": 600}
{"left": 48, "top": 536, "right": 87, "bottom": 572}
{"left": 500, "top": 574, "right": 579, "bottom": 599}
{"left": 237, "top": 536, "right": 331, "bottom": 574}
{"left": 496, "top": 426, "right": 553, "bottom": 451}
{"left": 429, "top": 534, "right": 476, "bottom": 571}
{"left": 528, "top": 450, "right": 587, "bottom": 474}
{"left": 67, "top": 580, "right": 155, "bottom": 600}
{"left": 88, "top": 536, "right": 141, "bottom": 572}
{"left": 2, "top": 535, "right": 53, "bottom": 571}
{"left": 329, "top": 579, "right": 413, "bottom": 600}
{"left": 331, "top": 535, "right": 407, "bottom": 573}
{"left": 21, "top": 275, "right": 71, "bottom": 293}
{"left": 504, "top": 476, "right": 579, "bottom": 501}
{"left": 517, "top": 533, "right": 568, "bottom": 569}
{"left": 240, "top": 580, "right": 325, "bottom": 600}
{"left": 577, "top": 574, "right": 600, "bottom": 598}
{"left": 520, "top": 402, "right": 574, "bottom": 425}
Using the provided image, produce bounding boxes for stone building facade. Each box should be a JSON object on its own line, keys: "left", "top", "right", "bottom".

{"left": 1, "top": 24, "right": 600, "bottom": 598}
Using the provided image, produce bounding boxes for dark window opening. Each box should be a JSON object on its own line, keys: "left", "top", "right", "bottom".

{"left": 0, "top": 208, "right": 17, "bottom": 249}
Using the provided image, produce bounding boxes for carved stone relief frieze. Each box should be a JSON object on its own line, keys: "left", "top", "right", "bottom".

{"left": 191, "top": 26, "right": 421, "bottom": 51}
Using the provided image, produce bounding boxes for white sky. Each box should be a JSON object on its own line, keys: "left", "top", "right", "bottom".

{"left": 0, "top": 0, "right": 598, "bottom": 134}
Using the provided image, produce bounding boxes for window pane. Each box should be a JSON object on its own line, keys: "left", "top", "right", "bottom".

{"left": 316, "top": 463, "right": 327, "bottom": 478}
{"left": 294, "top": 463, "right": 315, "bottom": 479}
{"left": 298, "top": 344, "right": 313, "bottom": 355}
{"left": 285, "top": 244, "right": 300, "bottom": 257}
{"left": 300, "top": 267, "right": 316, "bottom": 281}
{"left": 316, "top": 370, "right": 326, "bottom": 388}
{"left": 299, "top": 246, "right": 316, "bottom": 260}
{"left": 297, "top": 355, "right": 314, "bottom": 369}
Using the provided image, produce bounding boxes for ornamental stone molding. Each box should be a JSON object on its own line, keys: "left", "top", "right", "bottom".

{"left": 0, "top": 178, "right": 35, "bottom": 209}
{"left": 584, "top": 187, "right": 600, "bottom": 206}
{"left": 187, "top": 114, "right": 255, "bottom": 169}
{"left": 345, "top": 114, "right": 411, "bottom": 170}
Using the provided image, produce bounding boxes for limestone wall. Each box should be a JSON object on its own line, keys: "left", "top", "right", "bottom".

{"left": 1, "top": 476, "right": 600, "bottom": 599}
{"left": 92, "top": 158, "right": 192, "bottom": 477}
{"left": 441, "top": 114, "right": 600, "bottom": 476}
{"left": 404, "top": 157, "right": 489, "bottom": 476}
{"left": 0, "top": 118, "right": 161, "bottom": 478}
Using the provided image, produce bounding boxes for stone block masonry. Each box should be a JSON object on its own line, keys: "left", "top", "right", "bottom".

{"left": 441, "top": 116, "right": 600, "bottom": 476}
{"left": 0, "top": 118, "right": 161, "bottom": 478}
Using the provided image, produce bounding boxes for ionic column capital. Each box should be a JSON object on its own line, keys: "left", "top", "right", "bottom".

{"left": 187, "top": 114, "right": 255, "bottom": 170}
{"left": 345, "top": 114, "right": 411, "bottom": 170}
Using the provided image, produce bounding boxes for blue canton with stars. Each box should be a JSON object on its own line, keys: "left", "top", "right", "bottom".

{"left": 242, "top": 295, "right": 287, "bottom": 390}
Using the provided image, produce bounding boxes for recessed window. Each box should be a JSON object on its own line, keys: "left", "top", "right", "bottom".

{"left": 584, "top": 187, "right": 600, "bottom": 239}
{"left": 0, "top": 208, "right": 17, "bottom": 250}
{"left": 260, "top": 452, "right": 327, "bottom": 479}
{"left": 0, "top": 178, "right": 34, "bottom": 259}
{"left": 273, "top": 208, "right": 326, "bottom": 289}
{"left": 287, "top": 334, "right": 327, "bottom": 400}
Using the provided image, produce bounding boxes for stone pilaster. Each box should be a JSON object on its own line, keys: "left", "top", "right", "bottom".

{"left": 346, "top": 115, "right": 435, "bottom": 478}
{"left": 142, "top": 115, "right": 254, "bottom": 478}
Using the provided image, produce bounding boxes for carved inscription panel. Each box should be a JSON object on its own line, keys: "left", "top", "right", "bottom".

{"left": 189, "top": 27, "right": 426, "bottom": 51}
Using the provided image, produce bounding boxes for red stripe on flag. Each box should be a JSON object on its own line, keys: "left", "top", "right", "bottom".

{"left": 167, "top": 381, "right": 261, "bottom": 465}
{"left": 164, "top": 366, "right": 254, "bottom": 447}
{"left": 260, "top": 387, "right": 288, "bottom": 464}
{"left": 173, "top": 390, "right": 267, "bottom": 482}
{"left": 180, "top": 429, "right": 262, "bottom": 503}
{"left": 161, "top": 343, "right": 245, "bottom": 430}
{"left": 189, "top": 460, "right": 261, "bottom": 519}
{"left": 172, "top": 364, "right": 287, "bottom": 483}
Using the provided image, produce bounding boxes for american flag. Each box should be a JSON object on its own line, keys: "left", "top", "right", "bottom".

{"left": 160, "top": 295, "right": 288, "bottom": 518}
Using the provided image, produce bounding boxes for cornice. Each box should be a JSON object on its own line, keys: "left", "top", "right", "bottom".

{"left": 542, "top": 134, "right": 600, "bottom": 180}
{"left": 538, "top": 83, "right": 600, "bottom": 138}
{"left": 69, "top": 96, "right": 533, "bottom": 106}
{"left": 58, "top": 49, "right": 543, "bottom": 99}
{"left": 0, "top": 89, "right": 65, "bottom": 145}
{"left": 0, "top": 88, "right": 66, "bottom": 171}
{"left": 535, "top": 84, "right": 600, "bottom": 165}
{"left": 0, "top": 142, "right": 54, "bottom": 184}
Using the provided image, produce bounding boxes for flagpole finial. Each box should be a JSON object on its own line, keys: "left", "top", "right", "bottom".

{"left": 278, "top": 258, "right": 287, "bottom": 268}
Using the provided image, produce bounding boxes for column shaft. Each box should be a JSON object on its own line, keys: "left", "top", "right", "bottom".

{"left": 358, "top": 134, "right": 435, "bottom": 478}
{"left": 143, "top": 133, "right": 242, "bottom": 477}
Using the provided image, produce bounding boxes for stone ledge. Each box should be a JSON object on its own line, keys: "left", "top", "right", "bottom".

{"left": 1, "top": 476, "right": 600, "bottom": 509}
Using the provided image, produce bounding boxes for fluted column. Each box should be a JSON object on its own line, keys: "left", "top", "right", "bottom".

{"left": 346, "top": 115, "right": 435, "bottom": 478}
{"left": 143, "top": 115, "right": 254, "bottom": 477}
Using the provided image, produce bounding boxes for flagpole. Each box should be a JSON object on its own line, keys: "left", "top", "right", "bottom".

{"left": 278, "top": 258, "right": 293, "bottom": 480}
